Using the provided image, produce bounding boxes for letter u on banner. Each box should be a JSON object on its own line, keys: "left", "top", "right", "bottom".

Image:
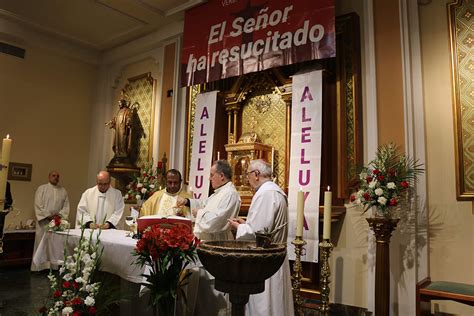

{"left": 288, "top": 70, "right": 323, "bottom": 262}
{"left": 189, "top": 91, "right": 218, "bottom": 199}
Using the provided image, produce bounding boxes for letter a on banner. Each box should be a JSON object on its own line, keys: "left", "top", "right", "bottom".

{"left": 288, "top": 70, "right": 323, "bottom": 262}
{"left": 189, "top": 91, "right": 218, "bottom": 199}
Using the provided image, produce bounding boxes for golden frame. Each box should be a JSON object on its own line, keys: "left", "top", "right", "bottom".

{"left": 448, "top": 0, "right": 474, "bottom": 200}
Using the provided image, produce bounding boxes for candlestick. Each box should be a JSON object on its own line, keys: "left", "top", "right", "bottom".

{"left": 291, "top": 236, "right": 306, "bottom": 315}
{"left": 319, "top": 239, "right": 334, "bottom": 312}
{"left": 296, "top": 189, "right": 304, "bottom": 237}
{"left": 0, "top": 135, "right": 12, "bottom": 206}
{"left": 323, "top": 186, "right": 332, "bottom": 240}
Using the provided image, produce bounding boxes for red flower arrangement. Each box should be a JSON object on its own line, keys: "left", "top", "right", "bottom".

{"left": 133, "top": 224, "right": 199, "bottom": 315}
{"left": 350, "top": 143, "right": 423, "bottom": 216}
{"left": 47, "top": 214, "right": 70, "bottom": 232}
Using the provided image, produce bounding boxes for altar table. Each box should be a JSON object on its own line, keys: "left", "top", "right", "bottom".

{"left": 31, "top": 229, "right": 144, "bottom": 283}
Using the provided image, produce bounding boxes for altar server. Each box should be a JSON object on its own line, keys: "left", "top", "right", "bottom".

{"left": 31, "top": 171, "right": 69, "bottom": 271}
{"left": 228, "top": 159, "right": 294, "bottom": 316}
{"left": 177, "top": 159, "right": 240, "bottom": 241}
{"left": 140, "top": 169, "right": 191, "bottom": 218}
{"left": 76, "top": 170, "right": 124, "bottom": 229}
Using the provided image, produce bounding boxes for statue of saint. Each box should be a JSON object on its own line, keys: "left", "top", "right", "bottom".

{"left": 106, "top": 93, "right": 133, "bottom": 166}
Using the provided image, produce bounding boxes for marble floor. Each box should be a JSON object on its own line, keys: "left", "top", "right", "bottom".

{"left": 0, "top": 267, "right": 370, "bottom": 316}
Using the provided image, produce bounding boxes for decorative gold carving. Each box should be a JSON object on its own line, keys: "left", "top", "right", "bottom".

{"left": 449, "top": 0, "right": 474, "bottom": 199}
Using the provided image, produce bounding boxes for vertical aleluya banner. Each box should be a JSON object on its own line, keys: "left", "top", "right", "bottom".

{"left": 182, "top": 0, "right": 335, "bottom": 86}
{"left": 189, "top": 91, "right": 218, "bottom": 200}
{"left": 288, "top": 69, "right": 322, "bottom": 262}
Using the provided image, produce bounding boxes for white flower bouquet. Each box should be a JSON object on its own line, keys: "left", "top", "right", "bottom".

{"left": 40, "top": 227, "right": 103, "bottom": 315}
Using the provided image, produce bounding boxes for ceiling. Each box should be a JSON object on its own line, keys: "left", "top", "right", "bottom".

{"left": 0, "top": 0, "right": 206, "bottom": 51}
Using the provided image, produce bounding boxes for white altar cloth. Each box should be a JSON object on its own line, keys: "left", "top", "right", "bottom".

{"left": 32, "top": 229, "right": 145, "bottom": 283}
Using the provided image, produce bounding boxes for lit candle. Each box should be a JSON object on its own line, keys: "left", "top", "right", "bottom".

{"left": 217, "top": 151, "right": 220, "bottom": 160}
{"left": 323, "top": 186, "right": 332, "bottom": 240}
{"left": 296, "top": 188, "right": 304, "bottom": 237}
{"left": 0, "top": 135, "right": 12, "bottom": 206}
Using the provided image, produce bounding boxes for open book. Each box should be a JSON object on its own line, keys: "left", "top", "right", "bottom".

{"left": 137, "top": 215, "right": 193, "bottom": 233}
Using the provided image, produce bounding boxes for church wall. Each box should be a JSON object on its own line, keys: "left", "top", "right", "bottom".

{"left": 0, "top": 41, "right": 97, "bottom": 229}
{"left": 419, "top": 1, "right": 474, "bottom": 315}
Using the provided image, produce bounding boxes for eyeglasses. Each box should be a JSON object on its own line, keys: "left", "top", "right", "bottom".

{"left": 246, "top": 170, "right": 259, "bottom": 176}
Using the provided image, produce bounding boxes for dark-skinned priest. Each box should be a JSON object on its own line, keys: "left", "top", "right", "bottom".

{"left": 139, "top": 169, "right": 191, "bottom": 217}
{"left": 228, "top": 159, "right": 294, "bottom": 316}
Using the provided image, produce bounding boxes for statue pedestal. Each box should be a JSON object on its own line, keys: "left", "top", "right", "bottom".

{"left": 107, "top": 165, "right": 140, "bottom": 194}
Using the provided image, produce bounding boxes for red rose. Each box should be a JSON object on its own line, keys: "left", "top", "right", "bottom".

{"left": 372, "top": 169, "right": 380, "bottom": 175}
{"left": 350, "top": 194, "right": 356, "bottom": 202}
{"left": 54, "top": 215, "right": 61, "bottom": 226}
{"left": 72, "top": 311, "right": 82, "bottom": 316}
{"left": 400, "top": 181, "right": 409, "bottom": 188}
{"left": 366, "top": 176, "right": 373, "bottom": 183}
{"left": 388, "top": 169, "right": 396, "bottom": 177}
{"left": 363, "top": 192, "right": 371, "bottom": 200}
{"left": 72, "top": 297, "right": 82, "bottom": 305}
{"left": 53, "top": 290, "right": 61, "bottom": 298}
{"left": 88, "top": 306, "right": 97, "bottom": 314}
{"left": 389, "top": 198, "right": 398, "bottom": 206}
{"left": 72, "top": 282, "right": 79, "bottom": 289}
{"left": 63, "top": 281, "right": 71, "bottom": 288}
{"left": 378, "top": 175, "right": 385, "bottom": 181}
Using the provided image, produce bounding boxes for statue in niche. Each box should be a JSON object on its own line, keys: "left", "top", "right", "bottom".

{"left": 106, "top": 90, "right": 134, "bottom": 167}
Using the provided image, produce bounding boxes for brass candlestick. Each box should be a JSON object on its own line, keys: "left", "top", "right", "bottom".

{"left": 319, "top": 239, "right": 334, "bottom": 312}
{"left": 291, "top": 236, "right": 306, "bottom": 315}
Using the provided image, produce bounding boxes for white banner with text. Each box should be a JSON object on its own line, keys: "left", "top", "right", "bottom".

{"left": 189, "top": 91, "right": 218, "bottom": 200}
{"left": 287, "top": 69, "right": 322, "bottom": 262}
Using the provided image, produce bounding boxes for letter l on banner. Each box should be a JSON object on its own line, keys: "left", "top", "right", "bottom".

{"left": 287, "top": 70, "right": 322, "bottom": 262}
{"left": 189, "top": 91, "right": 218, "bottom": 200}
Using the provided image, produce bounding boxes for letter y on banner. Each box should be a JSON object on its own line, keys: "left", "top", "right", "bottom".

{"left": 288, "top": 70, "right": 322, "bottom": 262}
{"left": 189, "top": 91, "right": 218, "bottom": 200}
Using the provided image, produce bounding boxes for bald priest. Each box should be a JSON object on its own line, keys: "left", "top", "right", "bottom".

{"left": 140, "top": 169, "right": 191, "bottom": 218}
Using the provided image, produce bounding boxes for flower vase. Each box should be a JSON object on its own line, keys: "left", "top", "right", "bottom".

{"left": 367, "top": 210, "right": 399, "bottom": 316}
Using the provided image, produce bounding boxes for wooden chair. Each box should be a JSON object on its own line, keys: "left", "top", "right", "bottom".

{"left": 416, "top": 277, "right": 474, "bottom": 316}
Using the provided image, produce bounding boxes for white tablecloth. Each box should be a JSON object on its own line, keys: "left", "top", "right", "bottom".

{"left": 32, "top": 229, "right": 145, "bottom": 283}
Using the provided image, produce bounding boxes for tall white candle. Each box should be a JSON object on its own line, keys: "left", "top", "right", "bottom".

{"left": 296, "top": 189, "right": 304, "bottom": 237}
{"left": 217, "top": 151, "right": 220, "bottom": 160}
{"left": 0, "top": 135, "right": 12, "bottom": 205}
{"left": 189, "top": 186, "right": 194, "bottom": 198}
{"left": 323, "top": 186, "right": 332, "bottom": 240}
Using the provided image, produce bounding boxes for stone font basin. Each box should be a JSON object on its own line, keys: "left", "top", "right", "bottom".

{"left": 197, "top": 240, "right": 287, "bottom": 316}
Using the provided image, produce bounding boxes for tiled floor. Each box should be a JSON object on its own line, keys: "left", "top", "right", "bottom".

{"left": 0, "top": 267, "right": 370, "bottom": 316}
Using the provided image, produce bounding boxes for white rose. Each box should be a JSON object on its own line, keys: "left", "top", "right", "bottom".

{"left": 124, "top": 194, "right": 129, "bottom": 200}
{"left": 359, "top": 171, "right": 367, "bottom": 180}
{"left": 149, "top": 184, "right": 155, "bottom": 189}
{"left": 136, "top": 194, "right": 142, "bottom": 200}
{"left": 141, "top": 188, "right": 147, "bottom": 194}
{"left": 387, "top": 182, "right": 396, "bottom": 189}
{"left": 85, "top": 296, "right": 95, "bottom": 306}
{"left": 378, "top": 196, "right": 387, "bottom": 205}
{"left": 137, "top": 183, "right": 143, "bottom": 188}
{"left": 63, "top": 273, "right": 72, "bottom": 281}
{"left": 62, "top": 307, "right": 73, "bottom": 314}
{"left": 374, "top": 188, "right": 384, "bottom": 196}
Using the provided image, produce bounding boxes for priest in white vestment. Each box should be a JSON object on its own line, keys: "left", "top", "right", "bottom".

{"left": 177, "top": 160, "right": 240, "bottom": 241}
{"left": 228, "top": 159, "right": 294, "bottom": 316}
{"left": 31, "top": 171, "right": 70, "bottom": 271}
{"left": 176, "top": 160, "right": 240, "bottom": 316}
{"left": 140, "top": 169, "right": 191, "bottom": 218}
{"left": 76, "top": 171, "right": 124, "bottom": 229}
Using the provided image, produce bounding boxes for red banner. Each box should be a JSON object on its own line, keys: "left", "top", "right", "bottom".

{"left": 181, "top": 0, "right": 335, "bottom": 86}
